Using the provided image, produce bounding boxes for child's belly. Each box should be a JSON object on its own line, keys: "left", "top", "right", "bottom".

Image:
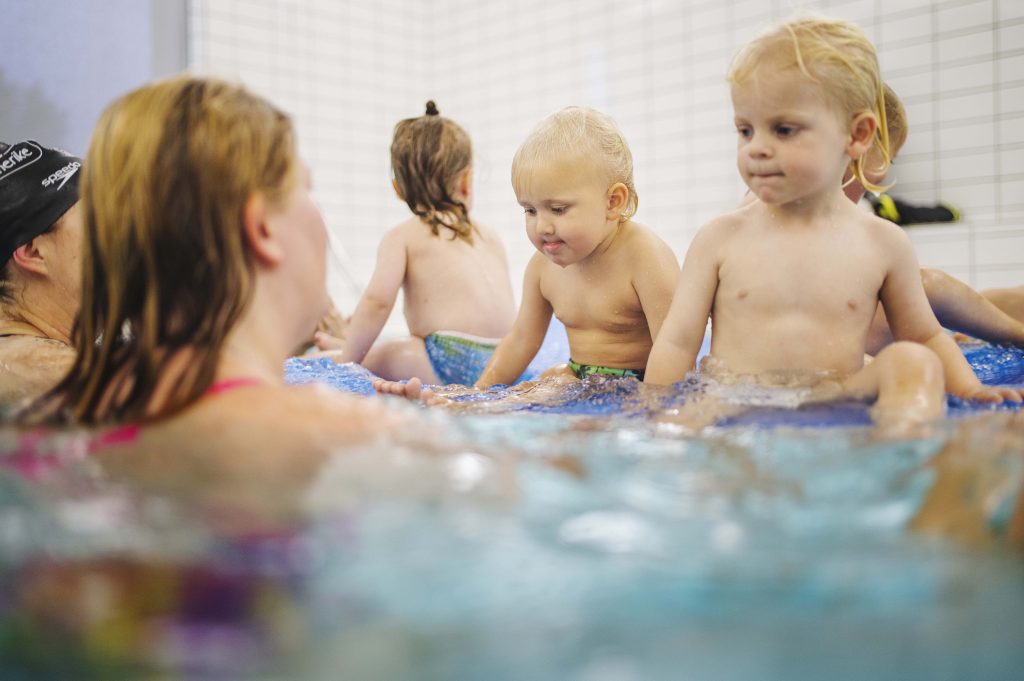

{"left": 565, "top": 325, "right": 653, "bottom": 369}
{"left": 710, "top": 316, "right": 869, "bottom": 376}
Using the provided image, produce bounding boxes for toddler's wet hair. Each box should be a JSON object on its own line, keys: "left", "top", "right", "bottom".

{"left": 728, "top": 16, "right": 892, "bottom": 192}
{"left": 882, "top": 82, "right": 907, "bottom": 158}
{"left": 512, "top": 106, "right": 638, "bottom": 220}
{"left": 391, "top": 101, "right": 475, "bottom": 243}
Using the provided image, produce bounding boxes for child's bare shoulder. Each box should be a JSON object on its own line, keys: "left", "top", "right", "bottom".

{"left": 858, "top": 209, "right": 914, "bottom": 249}
{"left": 695, "top": 207, "right": 747, "bottom": 243}
{"left": 472, "top": 221, "right": 506, "bottom": 249}
{"left": 620, "top": 220, "right": 670, "bottom": 249}
{"left": 524, "top": 250, "right": 555, "bottom": 282}
{"left": 618, "top": 221, "right": 678, "bottom": 264}
{"left": 387, "top": 215, "right": 428, "bottom": 241}
{"left": 472, "top": 219, "right": 496, "bottom": 237}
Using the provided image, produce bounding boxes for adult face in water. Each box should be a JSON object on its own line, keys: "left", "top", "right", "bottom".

{"left": 264, "top": 162, "right": 331, "bottom": 337}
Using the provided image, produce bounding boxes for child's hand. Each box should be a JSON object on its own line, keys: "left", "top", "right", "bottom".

{"left": 372, "top": 377, "right": 449, "bottom": 406}
{"left": 314, "top": 331, "right": 345, "bottom": 352}
{"left": 963, "top": 386, "right": 1024, "bottom": 404}
{"left": 315, "top": 302, "right": 348, "bottom": 345}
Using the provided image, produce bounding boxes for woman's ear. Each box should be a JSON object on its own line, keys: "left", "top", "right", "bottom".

{"left": 606, "top": 182, "right": 629, "bottom": 219}
{"left": 391, "top": 178, "right": 405, "bottom": 201}
{"left": 10, "top": 237, "right": 48, "bottom": 276}
{"left": 847, "top": 112, "right": 878, "bottom": 160}
{"left": 242, "top": 193, "right": 285, "bottom": 266}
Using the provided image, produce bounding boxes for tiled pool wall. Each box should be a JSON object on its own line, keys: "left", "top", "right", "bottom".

{"left": 189, "top": 0, "right": 1024, "bottom": 323}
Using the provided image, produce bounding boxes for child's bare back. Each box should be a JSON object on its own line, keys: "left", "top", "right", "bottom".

{"left": 392, "top": 215, "right": 514, "bottom": 339}
{"left": 318, "top": 102, "right": 517, "bottom": 385}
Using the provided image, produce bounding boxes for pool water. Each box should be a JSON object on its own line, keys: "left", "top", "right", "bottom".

{"left": 2, "top": 336, "right": 1024, "bottom": 680}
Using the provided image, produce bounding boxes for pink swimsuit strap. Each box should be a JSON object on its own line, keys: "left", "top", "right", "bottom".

{"left": 90, "top": 377, "right": 265, "bottom": 452}
{"left": 90, "top": 424, "right": 143, "bottom": 450}
{"left": 9, "top": 376, "right": 269, "bottom": 476}
{"left": 204, "top": 376, "right": 265, "bottom": 397}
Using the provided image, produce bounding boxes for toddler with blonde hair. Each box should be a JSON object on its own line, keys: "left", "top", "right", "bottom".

{"left": 473, "top": 106, "right": 679, "bottom": 387}
{"left": 743, "top": 81, "right": 1024, "bottom": 351}
{"left": 647, "top": 16, "right": 1022, "bottom": 427}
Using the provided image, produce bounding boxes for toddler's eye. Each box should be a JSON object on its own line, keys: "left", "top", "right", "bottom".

{"left": 551, "top": 206, "right": 566, "bottom": 215}
{"left": 775, "top": 125, "right": 797, "bottom": 137}
{"left": 523, "top": 207, "right": 537, "bottom": 216}
{"left": 736, "top": 125, "right": 752, "bottom": 139}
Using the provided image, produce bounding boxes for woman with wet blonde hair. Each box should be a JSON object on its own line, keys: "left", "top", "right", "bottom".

{"left": 28, "top": 76, "right": 402, "bottom": 485}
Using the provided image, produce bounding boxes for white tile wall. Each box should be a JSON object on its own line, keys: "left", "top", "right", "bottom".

{"left": 190, "top": 0, "right": 1024, "bottom": 333}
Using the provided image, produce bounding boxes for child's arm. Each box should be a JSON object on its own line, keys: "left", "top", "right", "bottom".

{"left": 312, "top": 300, "right": 349, "bottom": 351}
{"left": 632, "top": 235, "right": 681, "bottom": 343}
{"left": 334, "top": 230, "right": 407, "bottom": 364}
{"left": 919, "top": 268, "right": 1024, "bottom": 346}
{"left": 475, "top": 256, "right": 553, "bottom": 388}
{"left": 645, "top": 224, "right": 721, "bottom": 385}
{"left": 880, "top": 226, "right": 1023, "bottom": 402}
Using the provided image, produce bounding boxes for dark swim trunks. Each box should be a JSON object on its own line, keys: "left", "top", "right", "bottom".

{"left": 568, "top": 358, "right": 645, "bottom": 381}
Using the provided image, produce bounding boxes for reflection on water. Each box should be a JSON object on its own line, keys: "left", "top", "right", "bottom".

{"left": 2, "top": 346, "right": 1024, "bottom": 680}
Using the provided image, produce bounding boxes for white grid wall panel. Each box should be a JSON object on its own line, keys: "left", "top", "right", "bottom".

{"left": 190, "top": 0, "right": 1024, "bottom": 316}
{"left": 190, "top": 0, "right": 429, "bottom": 320}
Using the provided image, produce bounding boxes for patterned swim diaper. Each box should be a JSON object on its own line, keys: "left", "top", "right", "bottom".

{"left": 424, "top": 331, "right": 500, "bottom": 386}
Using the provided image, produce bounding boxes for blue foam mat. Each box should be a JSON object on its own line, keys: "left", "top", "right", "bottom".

{"left": 285, "top": 338, "right": 1024, "bottom": 424}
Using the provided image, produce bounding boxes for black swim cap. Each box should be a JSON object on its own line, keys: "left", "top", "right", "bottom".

{"left": 0, "top": 140, "right": 82, "bottom": 266}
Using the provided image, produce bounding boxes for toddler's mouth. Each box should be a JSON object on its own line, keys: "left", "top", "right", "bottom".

{"left": 542, "top": 240, "right": 565, "bottom": 253}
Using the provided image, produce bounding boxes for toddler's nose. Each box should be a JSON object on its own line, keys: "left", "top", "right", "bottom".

{"left": 747, "top": 133, "right": 772, "bottom": 158}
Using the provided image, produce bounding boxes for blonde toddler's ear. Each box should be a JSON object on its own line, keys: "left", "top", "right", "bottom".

{"left": 606, "top": 182, "right": 629, "bottom": 220}
{"left": 847, "top": 112, "right": 878, "bottom": 160}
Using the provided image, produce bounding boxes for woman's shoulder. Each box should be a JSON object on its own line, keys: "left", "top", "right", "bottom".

{"left": 0, "top": 334, "right": 73, "bottom": 362}
{"left": 124, "top": 382, "right": 410, "bottom": 459}
{"left": 247, "top": 382, "right": 410, "bottom": 430}
{"left": 92, "top": 385, "right": 405, "bottom": 503}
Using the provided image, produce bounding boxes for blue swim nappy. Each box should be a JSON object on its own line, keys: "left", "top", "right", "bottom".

{"left": 424, "top": 331, "right": 500, "bottom": 386}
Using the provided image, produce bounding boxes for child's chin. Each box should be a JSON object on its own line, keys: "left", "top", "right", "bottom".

{"left": 541, "top": 251, "right": 575, "bottom": 268}
{"left": 751, "top": 190, "right": 780, "bottom": 204}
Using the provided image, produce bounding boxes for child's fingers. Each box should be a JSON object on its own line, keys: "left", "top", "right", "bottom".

{"left": 971, "top": 389, "right": 1004, "bottom": 404}
{"left": 317, "top": 313, "right": 348, "bottom": 337}
{"left": 372, "top": 377, "right": 425, "bottom": 401}
{"left": 421, "top": 388, "right": 450, "bottom": 406}
{"left": 314, "top": 331, "right": 344, "bottom": 351}
{"left": 985, "top": 387, "right": 1023, "bottom": 403}
{"left": 372, "top": 378, "right": 400, "bottom": 394}
{"left": 403, "top": 377, "right": 423, "bottom": 400}
{"left": 970, "top": 387, "right": 1024, "bottom": 404}
{"left": 998, "top": 388, "right": 1024, "bottom": 403}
